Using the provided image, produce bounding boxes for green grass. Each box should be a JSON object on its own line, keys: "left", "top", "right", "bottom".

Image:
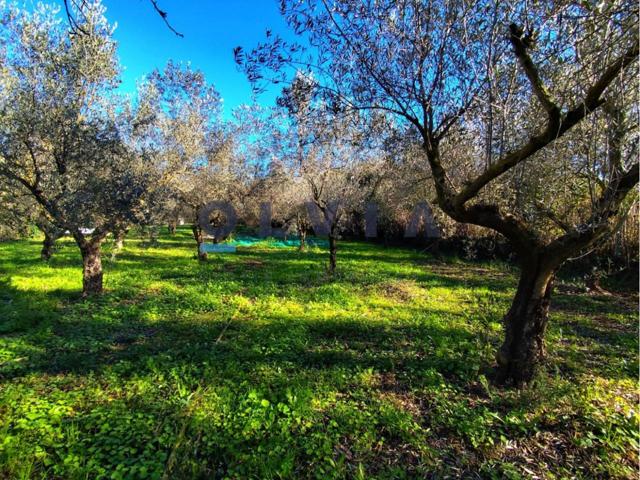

{"left": 0, "top": 227, "right": 637, "bottom": 479}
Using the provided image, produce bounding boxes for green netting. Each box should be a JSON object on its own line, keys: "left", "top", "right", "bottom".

{"left": 225, "top": 235, "right": 328, "bottom": 248}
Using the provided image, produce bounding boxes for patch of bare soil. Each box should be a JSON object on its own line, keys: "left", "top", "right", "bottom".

{"left": 377, "top": 280, "right": 419, "bottom": 302}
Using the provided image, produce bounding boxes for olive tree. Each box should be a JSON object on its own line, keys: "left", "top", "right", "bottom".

{"left": 134, "top": 61, "right": 225, "bottom": 255}
{"left": 238, "top": 0, "right": 639, "bottom": 383}
{"left": 275, "top": 74, "right": 383, "bottom": 272}
{"left": 123, "top": 61, "right": 237, "bottom": 255}
{"left": 0, "top": 2, "right": 152, "bottom": 295}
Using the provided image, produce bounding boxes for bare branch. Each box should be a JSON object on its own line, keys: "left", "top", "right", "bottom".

{"left": 148, "top": 0, "right": 184, "bottom": 38}
{"left": 63, "top": 0, "right": 184, "bottom": 37}
{"left": 453, "top": 41, "right": 638, "bottom": 208}
{"left": 509, "top": 23, "right": 560, "bottom": 121}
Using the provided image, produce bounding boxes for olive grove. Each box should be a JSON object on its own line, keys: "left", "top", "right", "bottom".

{"left": 237, "top": 0, "right": 639, "bottom": 383}
{"left": 0, "top": 3, "right": 206, "bottom": 294}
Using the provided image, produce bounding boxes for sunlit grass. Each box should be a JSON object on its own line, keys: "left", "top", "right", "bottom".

{"left": 0, "top": 227, "right": 637, "bottom": 479}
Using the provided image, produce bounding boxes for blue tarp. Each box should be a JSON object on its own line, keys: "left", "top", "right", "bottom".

{"left": 225, "top": 235, "right": 328, "bottom": 248}
{"left": 200, "top": 244, "right": 237, "bottom": 253}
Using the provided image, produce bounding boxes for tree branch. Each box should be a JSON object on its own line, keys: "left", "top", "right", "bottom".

{"left": 63, "top": 0, "right": 183, "bottom": 37}
{"left": 148, "top": 0, "right": 184, "bottom": 38}
{"left": 453, "top": 41, "right": 638, "bottom": 208}
{"left": 546, "top": 163, "right": 639, "bottom": 258}
{"left": 535, "top": 200, "right": 572, "bottom": 232}
{"left": 509, "top": 24, "right": 560, "bottom": 121}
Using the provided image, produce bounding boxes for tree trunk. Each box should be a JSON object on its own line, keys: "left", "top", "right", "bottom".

{"left": 37, "top": 221, "right": 63, "bottom": 261}
{"left": 149, "top": 226, "right": 159, "bottom": 246}
{"left": 168, "top": 221, "right": 177, "bottom": 235}
{"left": 111, "top": 227, "right": 128, "bottom": 260}
{"left": 80, "top": 241, "right": 103, "bottom": 296}
{"left": 585, "top": 269, "right": 611, "bottom": 295}
{"left": 496, "top": 256, "right": 556, "bottom": 384}
{"left": 41, "top": 231, "right": 57, "bottom": 261}
{"left": 298, "top": 227, "right": 306, "bottom": 251}
{"left": 114, "top": 228, "right": 127, "bottom": 250}
{"left": 192, "top": 224, "right": 207, "bottom": 261}
{"left": 114, "top": 232, "right": 125, "bottom": 251}
{"left": 328, "top": 234, "right": 337, "bottom": 274}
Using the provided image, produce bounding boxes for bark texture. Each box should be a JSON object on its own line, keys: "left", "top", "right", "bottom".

{"left": 496, "top": 255, "right": 556, "bottom": 384}
{"left": 41, "top": 231, "right": 57, "bottom": 261}
{"left": 192, "top": 224, "right": 208, "bottom": 261}
{"left": 79, "top": 239, "right": 103, "bottom": 296}
{"left": 328, "top": 234, "right": 337, "bottom": 274}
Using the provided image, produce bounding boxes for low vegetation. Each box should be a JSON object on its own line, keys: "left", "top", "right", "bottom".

{"left": 1, "top": 229, "right": 637, "bottom": 479}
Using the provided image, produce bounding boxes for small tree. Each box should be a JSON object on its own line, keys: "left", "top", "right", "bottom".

{"left": 0, "top": 2, "right": 153, "bottom": 295}
{"left": 275, "top": 75, "right": 379, "bottom": 272}
{"left": 136, "top": 62, "right": 223, "bottom": 251}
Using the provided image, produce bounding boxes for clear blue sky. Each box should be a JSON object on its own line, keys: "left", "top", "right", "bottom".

{"left": 69, "top": 0, "right": 296, "bottom": 117}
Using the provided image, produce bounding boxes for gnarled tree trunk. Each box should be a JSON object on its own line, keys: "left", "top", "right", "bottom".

{"left": 299, "top": 230, "right": 306, "bottom": 251}
{"left": 496, "top": 254, "right": 557, "bottom": 384}
{"left": 36, "top": 221, "right": 63, "bottom": 261}
{"left": 113, "top": 226, "right": 128, "bottom": 251}
{"left": 114, "top": 230, "right": 125, "bottom": 251}
{"left": 110, "top": 227, "right": 128, "bottom": 260}
{"left": 295, "top": 212, "right": 308, "bottom": 251}
{"left": 41, "top": 230, "right": 58, "bottom": 261}
{"left": 78, "top": 238, "right": 104, "bottom": 296}
{"left": 148, "top": 226, "right": 159, "bottom": 246}
{"left": 192, "top": 224, "right": 207, "bottom": 261}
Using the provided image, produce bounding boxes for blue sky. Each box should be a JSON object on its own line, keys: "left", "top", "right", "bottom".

{"left": 81, "top": 0, "right": 296, "bottom": 118}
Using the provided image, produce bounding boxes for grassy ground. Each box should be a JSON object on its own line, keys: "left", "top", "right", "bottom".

{"left": 0, "top": 227, "right": 637, "bottom": 479}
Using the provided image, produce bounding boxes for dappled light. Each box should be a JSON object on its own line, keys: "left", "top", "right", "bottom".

{"left": 0, "top": 0, "right": 637, "bottom": 477}
{"left": 0, "top": 229, "right": 637, "bottom": 477}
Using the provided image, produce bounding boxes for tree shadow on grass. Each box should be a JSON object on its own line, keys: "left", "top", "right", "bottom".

{"left": 551, "top": 292, "right": 635, "bottom": 317}
{"left": 2, "top": 239, "right": 635, "bottom": 381}
{"left": 0, "top": 282, "right": 481, "bottom": 382}
{"left": 1, "top": 238, "right": 638, "bottom": 478}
